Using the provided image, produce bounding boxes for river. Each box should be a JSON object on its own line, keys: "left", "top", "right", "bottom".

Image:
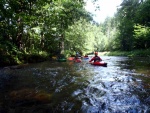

{"left": 0, "top": 56, "right": 150, "bottom": 113}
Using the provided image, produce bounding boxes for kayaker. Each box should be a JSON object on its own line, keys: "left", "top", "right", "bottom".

{"left": 74, "top": 52, "right": 82, "bottom": 62}
{"left": 76, "top": 52, "right": 81, "bottom": 57}
{"left": 84, "top": 54, "right": 88, "bottom": 57}
{"left": 89, "top": 52, "right": 102, "bottom": 62}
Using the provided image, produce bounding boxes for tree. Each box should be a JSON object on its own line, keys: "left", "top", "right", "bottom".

{"left": 0, "top": 0, "right": 92, "bottom": 65}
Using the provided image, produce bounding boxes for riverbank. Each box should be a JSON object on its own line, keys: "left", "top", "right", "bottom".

{"left": 99, "top": 49, "right": 150, "bottom": 57}
{"left": 0, "top": 52, "right": 50, "bottom": 68}
{"left": 1, "top": 49, "right": 150, "bottom": 68}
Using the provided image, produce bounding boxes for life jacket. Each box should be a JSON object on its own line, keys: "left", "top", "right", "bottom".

{"left": 94, "top": 56, "right": 101, "bottom": 62}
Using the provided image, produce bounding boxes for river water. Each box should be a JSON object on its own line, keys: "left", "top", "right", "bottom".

{"left": 0, "top": 56, "right": 150, "bottom": 113}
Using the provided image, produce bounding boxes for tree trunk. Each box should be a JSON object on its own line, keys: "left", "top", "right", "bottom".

{"left": 60, "top": 34, "right": 64, "bottom": 54}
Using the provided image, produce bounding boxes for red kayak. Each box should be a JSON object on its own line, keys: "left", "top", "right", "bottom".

{"left": 68, "top": 57, "right": 74, "bottom": 61}
{"left": 74, "top": 59, "right": 82, "bottom": 63}
{"left": 91, "top": 61, "right": 107, "bottom": 67}
{"left": 68, "top": 57, "right": 82, "bottom": 62}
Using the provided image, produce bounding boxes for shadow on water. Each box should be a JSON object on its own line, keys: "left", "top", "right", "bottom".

{"left": 0, "top": 56, "right": 150, "bottom": 113}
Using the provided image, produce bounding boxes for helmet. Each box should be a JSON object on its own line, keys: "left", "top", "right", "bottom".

{"left": 95, "top": 52, "right": 98, "bottom": 55}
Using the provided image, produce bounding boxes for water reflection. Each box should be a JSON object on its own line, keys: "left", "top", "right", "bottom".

{"left": 0, "top": 56, "right": 150, "bottom": 113}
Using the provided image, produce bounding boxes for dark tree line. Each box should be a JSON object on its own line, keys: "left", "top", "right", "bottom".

{"left": 0, "top": 0, "right": 92, "bottom": 66}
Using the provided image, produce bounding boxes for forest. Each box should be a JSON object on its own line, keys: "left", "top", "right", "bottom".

{"left": 0, "top": 0, "right": 150, "bottom": 66}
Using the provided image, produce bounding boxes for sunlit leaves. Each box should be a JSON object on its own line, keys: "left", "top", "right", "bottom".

{"left": 65, "top": 19, "right": 107, "bottom": 54}
{"left": 133, "top": 24, "right": 150, "bottom": 49}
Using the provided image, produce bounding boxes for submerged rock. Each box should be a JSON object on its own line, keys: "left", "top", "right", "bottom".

{"left": 9, "top": 88, "right": 52, "bottom": 104}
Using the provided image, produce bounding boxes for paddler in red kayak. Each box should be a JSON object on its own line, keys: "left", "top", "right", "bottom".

{"left": 74, "top": 52, "right": 82, "bottom": 62}
{"left": 89, "top": 52, "right": 102, "bottom": 63}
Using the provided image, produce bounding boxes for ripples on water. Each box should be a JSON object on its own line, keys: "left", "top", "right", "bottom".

{"left": 0, "top": 56, "right": 149, "bottom": 113}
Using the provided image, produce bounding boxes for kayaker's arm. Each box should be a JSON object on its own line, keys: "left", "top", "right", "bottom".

{"left": 89, "top": 57, "right": 94, "bottom": 62}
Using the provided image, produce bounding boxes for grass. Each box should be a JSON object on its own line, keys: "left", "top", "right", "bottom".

{"left": 103, "top": 49, "right": 150, "bottom": 57}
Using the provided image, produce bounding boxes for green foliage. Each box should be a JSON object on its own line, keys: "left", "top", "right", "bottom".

{"left": 64, "top": 19, "right": 107, "bottom": 56}
{"left": 0, "top": 39, "right": 22, "bottom": 66}
{"left": 135, "top": 0, "right": 150, "bottom": 27}
{"left": 94, "top": 0, "right": 150, "bottom": 53}
{"left": 1, "top": 0, "right": 150, "bottom": 66}
{"left": 107, "top": 0, "right": 150, "bottom": 51}
{"left": 133, "top": 24, "right": 150, "bottom": 49}
{"left": 0, "top": 0, "right": 92, "bottom": 66}
{"left": 100, "top": 17, "right": 119, "bottom": 51}
{"left": 118, "top": 18, "right": 135, "bottom": 51}
{"left": 105, "top": 49, "right": 150, "bottom": 57}
{"left": 24, "top": 51, "right": 49, "bottom": 63}
{"left": 65, "top": 19, "right": 88, "bottom": 54}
